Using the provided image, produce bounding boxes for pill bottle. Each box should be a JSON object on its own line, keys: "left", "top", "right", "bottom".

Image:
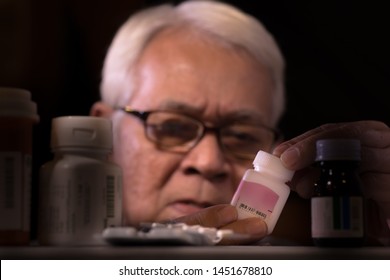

{"left": 38, "top": 116, "right": 122, "bottom": 245}
{"left": 0, "top": 87, "right": 39, "bottom": 245}
{"left": 311, "top": 138, "right": 365, "bottom": 247}
{"left": 231, "top": 151, "right": 294, "bottom": 234}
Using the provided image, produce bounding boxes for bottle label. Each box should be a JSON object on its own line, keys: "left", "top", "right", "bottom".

{"left": 232, "top": 180, "right": 279, "bottom": 223}
{"left": 311, "top": 196, "right": 364, "bottom": 238}
{"left": 39, "top": 170, "right": 122, "bottom": 244}
{"left": 105, "top": 175, "right": 122, "bottom": 227}
{"left": 0, "top": 152, "right": 31, "bottom": 231}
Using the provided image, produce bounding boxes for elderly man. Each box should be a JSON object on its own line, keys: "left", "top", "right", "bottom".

{"left": 91, "top": 0, "right": 390, "bottom": 245}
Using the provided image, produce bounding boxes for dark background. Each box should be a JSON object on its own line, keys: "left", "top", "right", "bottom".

{"left": 1, "top": 0, "right": 389, "bottom": 238}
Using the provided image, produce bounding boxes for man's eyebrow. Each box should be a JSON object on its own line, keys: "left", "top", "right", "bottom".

{"left": 221, "top": 110, "right": 269, "bottom": 125}
{"left": 158, "top": 100, "right": 268, "bottom": 124}
{"left": 157, "top": 100, "right": 203, "bottom": 114}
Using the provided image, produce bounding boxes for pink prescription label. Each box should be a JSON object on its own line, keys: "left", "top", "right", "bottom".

{"left": 233, "top": 180, "right": 279, "bottom": 221}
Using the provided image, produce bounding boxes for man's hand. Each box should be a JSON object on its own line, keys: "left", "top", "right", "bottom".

{"left": 173, "top": 204, "right": 268, "bottom": 245}
{"left": 273, "top": 120, "right": 390, "bottom": 244}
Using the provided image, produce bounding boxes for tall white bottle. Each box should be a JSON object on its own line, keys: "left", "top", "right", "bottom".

{"left": 39, "top": 116, "right": 122, "bottom": 245}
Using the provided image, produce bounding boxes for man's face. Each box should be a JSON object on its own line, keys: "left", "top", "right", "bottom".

{"left": 114, "top": 27, "right": 276, "bottom": 226}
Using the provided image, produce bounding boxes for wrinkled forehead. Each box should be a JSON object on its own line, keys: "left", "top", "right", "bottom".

{"left": 129, "top": 25, "right": 276, "bottom": 126}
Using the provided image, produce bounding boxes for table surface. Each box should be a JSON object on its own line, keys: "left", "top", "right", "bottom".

{"left": 1, "top": 245, "right": 390, "bottom": 260}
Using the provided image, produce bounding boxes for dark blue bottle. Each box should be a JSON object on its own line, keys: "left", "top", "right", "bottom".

{"left": 311, "top": 139, "right": 365, "bottom": 247}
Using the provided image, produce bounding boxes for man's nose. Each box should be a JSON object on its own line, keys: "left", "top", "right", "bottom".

{"left": 180, "top": 132, "right": 229, "bottom": 181}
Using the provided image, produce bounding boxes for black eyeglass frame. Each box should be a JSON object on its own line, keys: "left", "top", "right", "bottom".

{"left": 119, "top": 106, "right": 281, "bottom": 160}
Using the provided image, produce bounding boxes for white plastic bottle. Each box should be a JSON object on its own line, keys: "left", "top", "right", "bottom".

{"left": 38, "top": 116, "right": 122, "bottom": 245}
{"left": 231, "top": 151, "right": 294, "bottom": 234}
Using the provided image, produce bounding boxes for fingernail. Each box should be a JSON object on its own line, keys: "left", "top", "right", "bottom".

{"left": 280, "top": 147, "right": 300, "bottom": 168}
{"left": 245, "top": 219, "right": 268, "bottom": 235}
{"left": 272, "top": 143, "right": 291, "bottom": 156}
{"left": 218, "top": 205, "right": 238, "bottom": 224}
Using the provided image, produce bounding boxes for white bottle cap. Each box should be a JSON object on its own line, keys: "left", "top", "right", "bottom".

{"left": 253, "top": 150, "right": 294, "bottom": 182}
{"left": 0, "top": 87, "right": 39, "bottom": 122}
{"left": 51, "top": 116, "right": 113, "bottom": 151}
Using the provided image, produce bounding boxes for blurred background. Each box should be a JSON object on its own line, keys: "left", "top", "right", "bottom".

{"left": 1, "top": 0, "right": 389, "bottom": 238}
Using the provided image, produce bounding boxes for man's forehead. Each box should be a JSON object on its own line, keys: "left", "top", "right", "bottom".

{"left": 130, "top": 25, "right": 275, "bottom": 127}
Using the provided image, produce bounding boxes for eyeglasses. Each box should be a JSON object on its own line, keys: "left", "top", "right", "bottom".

{"left": 119, "top": 107, "right": 280, "bottom": 160}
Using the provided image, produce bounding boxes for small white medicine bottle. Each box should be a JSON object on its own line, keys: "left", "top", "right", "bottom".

{"left": 231, "top": 151, "right": 294, "bottom": 234}
{"left": 38, "top": 116, "right": 122, "bottom": 245}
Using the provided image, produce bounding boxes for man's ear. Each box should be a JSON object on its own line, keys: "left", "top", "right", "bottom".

{"left": 90, "top": 102, "right": 114, "bottom": 118}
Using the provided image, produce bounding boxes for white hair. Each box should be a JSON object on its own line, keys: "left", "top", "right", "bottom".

{"left": 101, "top": 0, "right": 286, "bottom": 125}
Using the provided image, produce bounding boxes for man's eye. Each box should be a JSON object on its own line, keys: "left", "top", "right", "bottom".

{"left": 225, "top": 131, "right": 258, "bottom": 143}
{"left": 151, "top": 121, "right": 198, "bottom": 140}
{"left": 157, "top": 122, "right": 184, "bottom": 134}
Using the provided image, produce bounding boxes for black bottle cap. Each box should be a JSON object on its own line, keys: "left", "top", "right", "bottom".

{"left": 315, "top": 139, "right": 361, "bottom": 161}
